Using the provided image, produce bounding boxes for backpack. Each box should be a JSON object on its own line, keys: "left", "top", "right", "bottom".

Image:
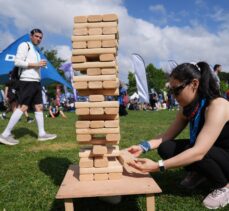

{"left": 10, "top": 42, "right": 30, "bottom": 81}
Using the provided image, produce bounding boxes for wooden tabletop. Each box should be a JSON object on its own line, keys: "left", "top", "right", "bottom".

{"left": 56, "top": 164, "right": 162, "bottom": 199}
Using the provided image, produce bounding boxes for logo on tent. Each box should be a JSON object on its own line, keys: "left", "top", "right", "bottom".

{"left": 5, "top": 54, "right": 15, "bottom": 61}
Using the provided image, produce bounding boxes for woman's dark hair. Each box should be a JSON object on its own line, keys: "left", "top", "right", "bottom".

{"left": 170, "top": 62, "right": 220, "bottom": 100}
{"left": 30, "top": 28, "right": 43, "bottom": 35}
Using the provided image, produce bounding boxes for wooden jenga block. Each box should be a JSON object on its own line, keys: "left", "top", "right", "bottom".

{"left": 76, "top": 121, "right": 90, "bottom": 129}
{"left": 76, "top": 127, "right": 120, "bottom": 135}
{"left": 103, "top": 80, "right": 118, "bottom": 89}
{"left": 87, "top": 15, "right": 102, "bottom": 22}
{"left": 90, "top": 120, "right": 105, "bottom": 128}
{"left": 80, "top": 164, "right": 122, "bottom": 174}
{"left": 94, "top": 157, "right": 108, "bottom": 168}
{"left": 104, "top": 107, "right": 119, "bottom": 115}
{"left": 79, "top": 157, "right": 93, "bottom": 168}
{"left": 88, "top": 28, "right": 102, "bottom": 35}
{"left": 73, "top": 28, "right": 88, "bottom": 36}
{"left": 87, "top": 40, "right": 102, "bottom": 48}
{"left": 78, "top": 139, "right": 118, "bottom": 146}
{"left": 73, "top": 81, "right": 88, "bottom": 89}
{"left": 72, "top": 61, "right": 116, "bottom": 70}
{"left": 77, "top": 134, "right": 92, "bottom": 142}
{"left": 87, "top": 68, "right": 101, "bottom": 76}
{"left": 90, "top": 107, "right": 104, "bottom": 115}
{"left": 76, "top": 108, "right": 90, "bottom": 115}
{"left": 79, "top": 114, "right": 119, "bottom": 121}
{"left": 99, "top": 54, "right": 115, "bottom": 61}
{"left": 104, "top": 120, "right": 119, "bottom": 128}
{"left": 79, "top": 146, "right": 120, "bottom": 158}
{"left": 93, "top": 145, "right": 108, "bottom": 155}
{"left": 89, "top": 95, "right": 105, "bottom": 102}
{"left": 106, "top": 133, "right": 120, "bottom": 142}
{"left": 108, "top": 172, "right": 122, "bottom": 180}
{"left": 94, "top": 173, "right": 109, "bottom": 181}
{"left": 101, "top": 68, "right": 117, "bottom": 75}
{"left": 72, "top": 48, "right": 116, "bottom": 55}
{"left": 103, "top": 27, "right": 118, "bottom": 35}
{"left": 74, "top": 75, "right": 116, "bottom": 82}
{"left": 74, "top": 22, "right": 117, "bottom": 29}
{"left": 75, "top": 101, "right": 119, "bottom": 108}
{"left": 102, "top": 40, "right": 118, "bottom": 48}
{"left": 71, "top": 56, "right": 86, "bottom": 63}
{"left": 102, "top": 14, "right": 118, "bottom": 22}
{"left": 78, "top": 88, "right": 119, "bottom": 96}
{"left": 88, "top": 81, "right": 103, "bottom": 89}
{"left": 72, "top": 41, "right": 87, "bottom": 49}
{"left": 72, "top": 35, "right": 115, "bottom": 42}
{"left": 74, "top": 16, "right": 87, "bottom": 23}
{"left": 79, "top": 174, "right": 93, "bottom": 181}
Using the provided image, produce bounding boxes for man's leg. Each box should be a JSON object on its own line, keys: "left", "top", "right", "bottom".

{"left": 34, "top": 104, "right": 57, "bottom": 141}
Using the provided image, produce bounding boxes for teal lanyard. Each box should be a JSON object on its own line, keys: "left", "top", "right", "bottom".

{"left": 189, "top": 98, "right": 206, "bottom": 145}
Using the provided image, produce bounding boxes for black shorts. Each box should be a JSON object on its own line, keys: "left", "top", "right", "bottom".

{"left": 18, "top": 81, "right": 42, "bottom": 106}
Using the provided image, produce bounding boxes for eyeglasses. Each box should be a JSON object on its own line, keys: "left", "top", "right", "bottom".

{"left": 169, "top": 81, "right": 190, "bottom": 96}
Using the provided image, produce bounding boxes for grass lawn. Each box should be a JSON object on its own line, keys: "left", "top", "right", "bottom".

{"left": 0, "top": 110, "right": 228, "bottom": 211}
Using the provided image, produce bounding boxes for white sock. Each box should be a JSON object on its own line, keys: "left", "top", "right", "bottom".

{"left": 35, "top": 111, "right": 46, "bottom": 136}
{"left": 2, "top": 109, "right": 23, "bottom": 137}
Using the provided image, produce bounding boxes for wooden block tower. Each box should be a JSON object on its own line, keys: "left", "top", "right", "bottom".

{"left": 72, "top": 14, "right": 123, "bottom": 181}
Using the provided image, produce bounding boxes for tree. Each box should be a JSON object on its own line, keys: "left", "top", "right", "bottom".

{"left": 146, "top": 64, "right": 167, "bottom": 93}
{"left": 127, "top": 72, "right": 137, "bottom": 95}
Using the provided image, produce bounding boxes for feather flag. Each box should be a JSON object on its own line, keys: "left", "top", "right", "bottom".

{"left": 131, "top": 53, "right": 149, "bottom": 103}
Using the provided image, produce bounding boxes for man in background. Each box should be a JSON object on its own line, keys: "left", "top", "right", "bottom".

{"left": 0, "top": 29, "right": 57, "bottom": 145}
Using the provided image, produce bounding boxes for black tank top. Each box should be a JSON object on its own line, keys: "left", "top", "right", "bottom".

{"left": 198, "top": 102, "right": 229, "bottom": 149}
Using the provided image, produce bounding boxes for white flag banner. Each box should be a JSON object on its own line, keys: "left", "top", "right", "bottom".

{"left": 161, "top": 60, "right": 178, "bottom": 74}
{"left": 131, "top": 54, "right": 149, "bottom": 103}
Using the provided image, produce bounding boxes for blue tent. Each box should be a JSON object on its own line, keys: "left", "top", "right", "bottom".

{"left": 0, "top": 34, "right": 72, "bottom": 89}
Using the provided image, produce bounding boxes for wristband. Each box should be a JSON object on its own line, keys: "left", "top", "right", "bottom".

{"left": 139, "top": 140, "right": 151, "bottom": 153}
{"left": 158, "top": 160, "right": 165, "bottom": 172}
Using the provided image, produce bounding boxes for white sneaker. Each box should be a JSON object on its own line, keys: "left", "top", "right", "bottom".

{"left": 0, "top": 134, "right": 19, "bottom": 145}
{"left": 38, "top": 133, "right": 57, "bottom": 141}
{"left": 203, "top": 187, "right": 229, "bottom": 209}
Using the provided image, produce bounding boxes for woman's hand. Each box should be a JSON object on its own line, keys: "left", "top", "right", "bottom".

{"left": 127, "top": 145, "right": 143, "bottom": 157}
{"left": 127, "top": 158, "right": 159, "bottom": 173}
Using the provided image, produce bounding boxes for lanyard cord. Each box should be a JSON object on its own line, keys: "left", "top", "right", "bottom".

{"left": 189, "top": 98, "right": 206, "bottom": 145}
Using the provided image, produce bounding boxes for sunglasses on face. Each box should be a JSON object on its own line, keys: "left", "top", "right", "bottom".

{"left": 169, "top": 81, "right": 190, "bottom": 96}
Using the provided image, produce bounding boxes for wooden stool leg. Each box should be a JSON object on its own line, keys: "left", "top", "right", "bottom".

{"left": 146, "top": 194, "right": 155, "bottom": 211}
{"left": 64, "top": 199, "right": 74, "bottom": 211}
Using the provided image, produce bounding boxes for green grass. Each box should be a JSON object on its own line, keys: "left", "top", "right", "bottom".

{"left": 0, "top": 110, "right": 228, "bottom": 211}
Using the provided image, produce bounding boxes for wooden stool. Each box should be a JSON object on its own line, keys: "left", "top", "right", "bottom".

{"left": 56, "top": 165, "right": 162, "bottom": 211}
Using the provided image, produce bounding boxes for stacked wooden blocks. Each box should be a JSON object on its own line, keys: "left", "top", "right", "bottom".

{"left": 72, "top": 14, "right": 123, "bottom": 181}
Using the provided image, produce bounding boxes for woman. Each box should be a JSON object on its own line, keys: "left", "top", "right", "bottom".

{"left": 128, "top": 62, "right": 229, "bottom": 209}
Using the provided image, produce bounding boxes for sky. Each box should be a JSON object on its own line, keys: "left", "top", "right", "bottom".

{"left": 0, "top": 0, "right": 229, "bottom": 82}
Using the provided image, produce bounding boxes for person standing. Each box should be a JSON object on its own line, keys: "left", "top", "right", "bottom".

{"left": 0, "top": 29, "right": 57, "bottom": 145}
{"left": 213, "top": 64, "right": 222, "bottom": 88}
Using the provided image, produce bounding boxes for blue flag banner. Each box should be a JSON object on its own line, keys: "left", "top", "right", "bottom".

{"left": 0, "top": 34, "right": 72, "bottom": 89}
